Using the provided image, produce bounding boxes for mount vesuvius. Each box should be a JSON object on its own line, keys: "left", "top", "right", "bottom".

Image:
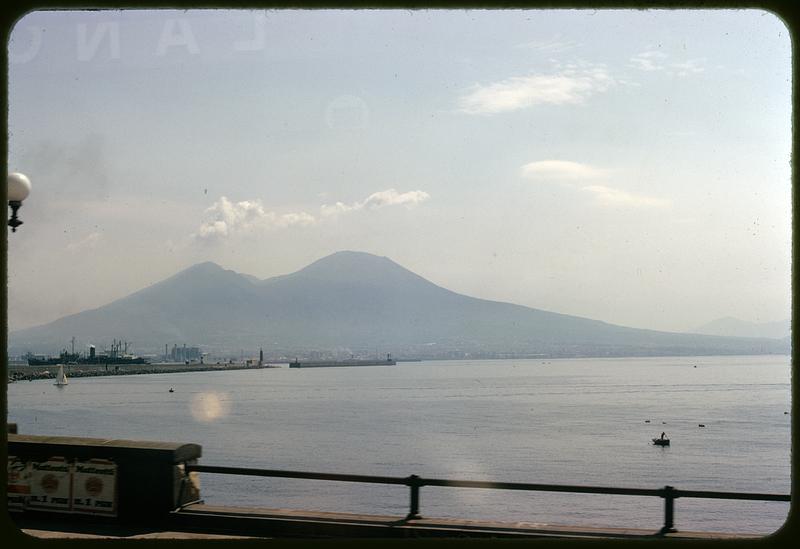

{"left": 8, "top": 251, "right": 788, "bottom": 358}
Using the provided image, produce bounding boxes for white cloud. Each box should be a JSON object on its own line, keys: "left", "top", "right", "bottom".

{"left": 319, "top": 201, "right": 354, "bottom": 217}
{"left": 521, "top": 160, "right": 668, "bottom": 208}
{"left": 668, "top": 58, "right": 705, "bottom": 77}
{"left": 321, "top": 188, "right": 430, "bottom": 217}
{"left": 194, "top": 189, "right": 430, "bottom": 241}
{"left": 275, "top": 211, "right": 317, "bottom": 227}
{"left": 457, "top": 66, "right": 614, "bottom": 114}
{"left": 514, "top": 37, "right": 580, "bottom": 53}
{"left": 194, "top": 196, "right": 316, "bottom": 241}
{"left": 521, "top": 160, "right": 607, "bottom": 181}
{"left": 361, "top": 188, "right": 430, "bottom": 209}
{"left": 629, "top": 50, "right": 668, "bottom": 72}
{"left": 582, "top": 184, "right": 670, "bottom": 208}
{"left": 630, "top": 50, "right": 705, "bottom": 77}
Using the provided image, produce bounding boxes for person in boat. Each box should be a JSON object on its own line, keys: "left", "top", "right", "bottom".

{"left": 660, "top": 432, "right": 666, "bottom": 440}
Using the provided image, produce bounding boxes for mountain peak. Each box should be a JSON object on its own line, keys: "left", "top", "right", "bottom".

{"left": 293, "top": 250, "right": 428, "bottom": 288}
{"left": 184, "top": 261, "right": 225, "bottom": 274}
{"left": 155, "top": 261, "right": 228, "bottom": 284}
{"left": 304, "top": 250, "right": 391, "bottom": 268}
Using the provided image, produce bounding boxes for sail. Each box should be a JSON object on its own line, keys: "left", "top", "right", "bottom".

{"left": 55, "top": 364, "right": 68, "bottom": 386}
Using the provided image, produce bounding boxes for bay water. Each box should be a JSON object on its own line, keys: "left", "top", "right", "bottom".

{"left": 7, "top": 355, "right": 791, "bottom": 534}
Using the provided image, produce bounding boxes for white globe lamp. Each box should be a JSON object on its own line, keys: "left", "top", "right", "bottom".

{"left": 8, "top": 172, "right": 31, "bottom": 232}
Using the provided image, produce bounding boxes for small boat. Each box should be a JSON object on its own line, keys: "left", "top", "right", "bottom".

{"left": 652, "top": 438, "right": 670, "bottom": 446}
{"left": 54, "top": 364, "right": 68, "bottom": 387}
{"left": 169, "top": 388, "right": 174, "bottom": 393}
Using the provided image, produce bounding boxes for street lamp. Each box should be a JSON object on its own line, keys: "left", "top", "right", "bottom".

{"left": 7, "top": 172, "right": 31, "bottom": 232}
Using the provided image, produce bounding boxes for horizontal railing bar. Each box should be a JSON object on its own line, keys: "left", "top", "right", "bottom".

{"left": 187, "top": 465, "right": 408, "bottom": 485}
{"left": 674, "top": 489, "right": 790, "bottom": 502}
{"left": 187, "top": 464, "right": 790, "bottom": 502}
{"left": 417, "top": 478, "right": 660, "bottom": 496}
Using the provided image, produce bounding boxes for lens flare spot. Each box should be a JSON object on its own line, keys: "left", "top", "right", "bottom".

{"left": 190, "top": 391, "right": 230, "bottom": 422}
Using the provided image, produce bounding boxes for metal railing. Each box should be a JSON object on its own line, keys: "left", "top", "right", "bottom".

{"left": 185, "top": 464, "right": 790, "bottom": 535}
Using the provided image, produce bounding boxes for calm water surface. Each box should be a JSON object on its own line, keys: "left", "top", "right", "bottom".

{"left": 7, "top": 355, "right": 791, "bottom": 534}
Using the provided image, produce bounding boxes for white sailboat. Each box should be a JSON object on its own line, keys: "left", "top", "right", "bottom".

{"left": 54, "top": 364, "right": 68, "bottom": 386}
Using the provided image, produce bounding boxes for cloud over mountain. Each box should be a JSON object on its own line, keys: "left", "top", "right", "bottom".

{"left": 194, "top": 196, "right": 316, "bottom": 241}
{"left": 321, "top": 188, "right": 430, "bottom": 217}
{"left": 193, "top": 188, "right": 431, "bottom": 241}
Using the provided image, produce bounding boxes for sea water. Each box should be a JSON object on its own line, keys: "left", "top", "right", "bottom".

{"left": 7, "top": 355, "right": 791, "bottom": 534}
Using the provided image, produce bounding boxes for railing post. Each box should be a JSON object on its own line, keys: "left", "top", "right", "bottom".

{"left": 406, "top": 474, "right": 422, "bottom": 520}
{"left": 660, "top": 485, "right": 677, "bottom": 534}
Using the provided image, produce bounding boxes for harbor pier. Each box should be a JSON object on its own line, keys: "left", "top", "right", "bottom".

{"left": 7, "top": 361, "right": 282, "bottom": 382}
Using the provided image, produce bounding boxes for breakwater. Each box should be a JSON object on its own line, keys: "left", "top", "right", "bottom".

{"left": 7, "top": 362, "right": 284, "bottom": 382}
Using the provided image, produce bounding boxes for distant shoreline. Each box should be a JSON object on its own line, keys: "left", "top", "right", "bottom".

{"left": 7, "top": 352, "right": 789, "bottom": 383}
{"left": 7, "top": 362, "right": 285, "bottom": 382}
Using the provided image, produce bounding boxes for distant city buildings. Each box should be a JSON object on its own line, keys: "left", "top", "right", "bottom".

{"left": 168, "top": 344, "right": 201, "bottom": 363}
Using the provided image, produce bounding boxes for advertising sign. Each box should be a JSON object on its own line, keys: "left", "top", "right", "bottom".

{"left": 7, "top": 456, "right": 31, "bottom": 511}
{"left": 72, "top": 459, "right": 117, "bottom": 516}
{"left": 28, "top": 457, "right": 72, "bottom": 511}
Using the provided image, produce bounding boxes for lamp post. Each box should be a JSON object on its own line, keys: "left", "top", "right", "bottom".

{"left": 7, "top": 172, "right": 31, "bottom": 232}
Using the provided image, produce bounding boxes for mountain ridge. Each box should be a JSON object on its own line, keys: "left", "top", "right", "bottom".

{"left": 9, "top": 252, "right": 789, "bottom": 358}
{"left": 691, "top": 316, "right": 791, "bottom": 340}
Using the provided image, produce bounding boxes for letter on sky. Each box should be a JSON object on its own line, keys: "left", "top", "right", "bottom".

{"left": 9, "top": 26, "right": 44, "bottom": 64}
{"left": 77, "top": 22, "right": 121, "bottom": 61}
{"left": 156, "top": 19, "right": 199, "bottom": 56}
{"left": 234, "top": 11, "right": 267, "bottom": 52}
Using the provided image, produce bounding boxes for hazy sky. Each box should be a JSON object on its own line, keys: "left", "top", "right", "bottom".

{"left": 6, "top": 9, "right": 792, "bottom": 333}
